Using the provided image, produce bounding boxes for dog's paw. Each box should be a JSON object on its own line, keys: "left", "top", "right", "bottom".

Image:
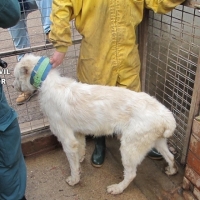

{"left": 165, "top": 164, "right": 178, "bottom": 175}
{"left": 107, "top": 184, "right": 123, "bottom": 195}
{"left": 66, "top": 176, "right": 80, "bottom": 186}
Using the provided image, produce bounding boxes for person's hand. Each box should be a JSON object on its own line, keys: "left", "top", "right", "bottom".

{"left": 50, "top": 51, "right": 66, "bottom": 68}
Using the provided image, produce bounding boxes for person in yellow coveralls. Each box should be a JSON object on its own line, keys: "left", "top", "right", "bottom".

{"left": 49, "top": 0, "right": 184, "bottom": 168}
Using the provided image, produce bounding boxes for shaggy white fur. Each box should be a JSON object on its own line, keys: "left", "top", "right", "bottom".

{"left": 13, "top": 54, "right": 178, "bottom": 195}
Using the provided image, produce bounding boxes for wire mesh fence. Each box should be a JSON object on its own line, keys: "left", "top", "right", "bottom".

{"left": 145, "top": 4, "right": 200, "bottom": 163}
{"left": 0, "top": 7, "right": 81, "bottom": 135}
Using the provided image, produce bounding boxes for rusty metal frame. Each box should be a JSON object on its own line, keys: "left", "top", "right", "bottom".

{"left": 0, "top": 39, "right": 82, "bottom": 58}
{"left": 181, "top": 52, "right": 200, "bottom": 163}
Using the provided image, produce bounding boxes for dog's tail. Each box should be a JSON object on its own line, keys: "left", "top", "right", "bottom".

{"left": 163, "top": 112, "right": 176, "bottom": 138}
{"left": 163, "top": 129, "right": 174, "bottom": 138}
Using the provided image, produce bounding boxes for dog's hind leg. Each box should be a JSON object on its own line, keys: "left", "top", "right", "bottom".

{"left": 155, "top": 138, "right": 178, "bottom": 175}
{"left": 107, "top": 142, "right": 143, "bottom": 195}
{"left": 74, "top": 132, "right": 86, "bottom": 162}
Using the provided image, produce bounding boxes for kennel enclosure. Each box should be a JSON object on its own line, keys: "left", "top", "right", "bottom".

{"left": 0, "top": 0, "right": 200, "bottom": 166}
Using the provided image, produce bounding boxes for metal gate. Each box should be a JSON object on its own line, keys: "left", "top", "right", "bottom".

{"left": 139, "top": 1, "right": 200, "bottom": 164}
{"left": 0, "top": 9, "right": 81, "bottom": 135}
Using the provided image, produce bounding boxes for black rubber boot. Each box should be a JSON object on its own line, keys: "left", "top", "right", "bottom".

{"left": 91, "top": 136, "right": 106, "bottom": 167}
{"left": 147, "top": 148, "right": 163, "bottom": 160}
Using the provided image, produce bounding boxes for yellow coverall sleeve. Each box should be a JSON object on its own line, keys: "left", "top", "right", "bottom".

{"left": 49, "top": 0, "right": 185, "bottom": 53}
{"left": 49, "top": 0, "right": 82, "bottom": 53}
{"left": 145, "top": 0, "right": 185, "bottom": 14}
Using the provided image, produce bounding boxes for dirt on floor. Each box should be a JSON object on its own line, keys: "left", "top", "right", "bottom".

{"left": 25, "top": 137, "right": 185, "bottom": 200}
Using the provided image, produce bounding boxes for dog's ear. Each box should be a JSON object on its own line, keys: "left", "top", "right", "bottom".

{"left": 20, "top": 66, "right": 30, "bottom": 75}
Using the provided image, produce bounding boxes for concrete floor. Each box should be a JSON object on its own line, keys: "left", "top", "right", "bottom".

{"left": 24, "top": 137, "right": 185, "bottom": 200}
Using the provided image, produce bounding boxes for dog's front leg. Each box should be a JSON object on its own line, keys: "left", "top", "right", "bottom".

{"left": 65, "top": 149, "right": 81, "bottom": 186}
{"left": 59, "top": 134, "right": 81, "bottom": 186}
{"left": 107, "top": 143, "right": 138, "bottom": 194}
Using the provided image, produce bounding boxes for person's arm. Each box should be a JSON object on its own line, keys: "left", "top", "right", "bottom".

{"left": 145, "top": 0, "right": 185, "bottom": 14}
{"left": 50, "top": 0, "right": 73, "bottom": 53}
{"left": 0, "top": 0, "right": 20, "bottom": 28}
{"left": 49, "top": 0, "right": 82, "bottom": 68}
{"left": 49, "top": 0, "right": 73, "bottom": 68}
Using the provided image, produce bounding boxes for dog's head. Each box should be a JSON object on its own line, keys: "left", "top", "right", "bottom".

{"left": 13, "top": 54, "right": 41, "bottom": 93}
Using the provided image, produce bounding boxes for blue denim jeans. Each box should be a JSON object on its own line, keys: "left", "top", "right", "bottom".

{"left": 8, "top": 0, "right": 52, "bottom": 61}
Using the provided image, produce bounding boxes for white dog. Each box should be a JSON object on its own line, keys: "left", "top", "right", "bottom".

{"left": 13, "top": 54, "right": 178, "bottom": 195}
